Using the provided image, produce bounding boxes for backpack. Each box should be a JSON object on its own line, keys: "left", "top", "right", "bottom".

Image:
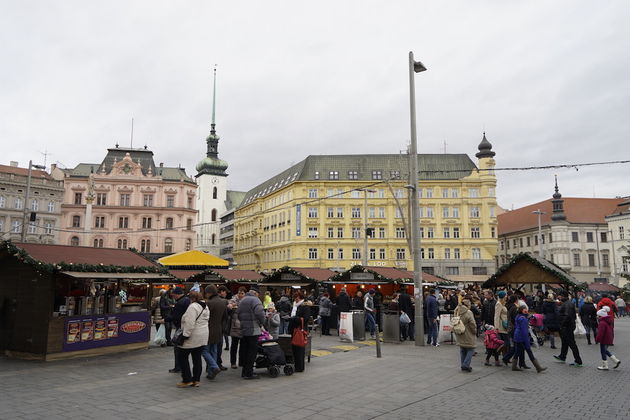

{"left": 451, "top": 314, "right": 466, "bottom": 335}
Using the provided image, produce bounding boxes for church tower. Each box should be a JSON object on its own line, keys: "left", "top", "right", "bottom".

{"left": 195, "top": 67, "right": 228, "bottom": 255}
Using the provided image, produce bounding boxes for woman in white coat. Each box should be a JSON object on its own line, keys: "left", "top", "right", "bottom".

{"left": 177, "top": 291, "right": 209, "bottom": 387}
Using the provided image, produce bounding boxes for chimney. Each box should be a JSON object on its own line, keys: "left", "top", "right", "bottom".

{"left": 10, "top": 161, "right": 18, "bottom": 167}
{"left": 159, "top": 162, "right": 164, "bottom": 167}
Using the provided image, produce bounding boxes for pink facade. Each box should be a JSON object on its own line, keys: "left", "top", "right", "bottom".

{"left": 56, "top": 148, "right": 197, "bottom": 254}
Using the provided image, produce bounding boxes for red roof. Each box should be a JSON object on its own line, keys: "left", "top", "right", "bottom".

{"left": 290, "top": 267, "right": 336, "bottom": 281}
{"left": 168, "top": 269, "right": 264, "bottom": 282}
{"left": 499, "top": 197, "right": 625, "bottom": 235}
{"left": 16, "top": 243, "right": 158, "bottom": 267}
{"left": 588, "top": 282, "right": 620, "bottom": 292}
{"left": 396, "top": 268, "right": 444, "bottom": 283}
{"left": 168, "top": 269, "right": 204, "bottom": 280}
{"left": 0, "top": 164, "right": 51, "bottom": 179}
{"left": 366, "top": 266, "right": 412, "bottom": 280}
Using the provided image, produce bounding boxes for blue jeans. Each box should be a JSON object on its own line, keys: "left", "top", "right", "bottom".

{"left": 201, "top": 344, "right": 219, "bottom": 373}
{"left": 600, "top": 343, "right": 612, "bottom": 361}
{"left": 365, "top": 311, "right": 376, "bottom": 335}
{"left": 280, "top": 317, "right": 289, "bottom": 335}
{"left": 427, "top": 318, "right": 438, "bottom": 345}
{"left": 460, "top": 347, "right": 475, "bottom": 369}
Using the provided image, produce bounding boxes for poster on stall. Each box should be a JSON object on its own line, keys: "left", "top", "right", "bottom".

{"left": 438, "top": 314, "right": 454, "bottom": 343}
{"left": 66, "top": 321, "right": 81, "bottom": 344}
{"left": 339, "top": 312, "right": 353, "bottom": 343}
{"left": 81, "top": 320, "right": 94, "bottom": 342}
{"left": 107, "top": 318, "right": 119, "bottom": 338}
{"left": 94, "top": 319, "right": 107, "bottom": 341}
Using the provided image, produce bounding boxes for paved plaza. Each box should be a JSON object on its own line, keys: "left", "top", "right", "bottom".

{"left": 1, "top": 318, "right": 629, "bottom": 420}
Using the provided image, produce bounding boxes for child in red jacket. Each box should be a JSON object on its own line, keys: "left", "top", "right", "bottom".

{"left": 596, "top": 307, "right": 621, "bottom": 370}
{"left": 483, "top": 325, "right": 505, "bottom": 366}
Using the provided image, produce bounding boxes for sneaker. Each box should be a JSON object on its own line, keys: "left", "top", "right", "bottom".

{"left": 169, "top": 368, "right": 181, "bottom": 373}
{"left": 176, "top": 382, "right": 192, "bottom": 388}
{"left": 569, "top": 362, "right": 583, "bottom": 367}
{"left": 553, "top": 355, "right": 565, "bottom": 363}
{"left": 432, "top": 343, "right": 440, "bottom": 347}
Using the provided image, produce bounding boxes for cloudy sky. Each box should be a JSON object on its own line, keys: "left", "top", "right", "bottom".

{"left": 2, "top": 1, "right": 629, "bottom": 209}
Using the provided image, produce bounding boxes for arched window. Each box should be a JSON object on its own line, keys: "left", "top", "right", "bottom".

{"left": 211, "top": 233, "right": 216, "bottom": 245}
{"left": 165, "top": 217, "right": 174, "bottom": 229}
{"left": 93, "top": 238, "right": 104, "bottom": 248}
{"left": 213, "top": 187, "right": 218, "bottom": 199}
{"left": 70, "top": 236, "right": 79, "bottom": 246}
{"left": 141, "top": 239, "right": 151, "bottom": 253}
{"left": 164, "top": 238, "right": 173, "bottom": 253}
{"left": 117, "top": 238, "right": 128, "bottom": 249}
{"left": 211, "top": 209, "right": 217, "bottom": 222}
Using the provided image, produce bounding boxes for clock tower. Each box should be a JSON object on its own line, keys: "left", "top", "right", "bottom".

{"left": 195, "top": 67, "right": 228, "bottom": 255}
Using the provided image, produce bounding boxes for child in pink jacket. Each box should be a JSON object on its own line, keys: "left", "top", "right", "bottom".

{"left": 484, "top": 325, "right": 505, "bottom": 366}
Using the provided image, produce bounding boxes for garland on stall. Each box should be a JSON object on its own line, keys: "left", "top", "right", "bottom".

{"left": 1, "top": 240, "right": 169, "bottom": 275}
{"left": 483, "top": 252, "right": 579, "bottom": 289}
{"left": 327, "top": 265, "right": 389, "bottom": 283}
{"left": 272, "top": 266, "right": 322, "bottom": 283}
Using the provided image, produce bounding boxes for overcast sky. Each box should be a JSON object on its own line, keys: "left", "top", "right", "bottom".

{"left": 2, "top": 1, "right": 629, "bottom": 209}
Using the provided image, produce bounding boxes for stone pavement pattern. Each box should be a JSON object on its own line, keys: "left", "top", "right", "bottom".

{"left": 1, "top": 319, "right": 629, "bottom": 420}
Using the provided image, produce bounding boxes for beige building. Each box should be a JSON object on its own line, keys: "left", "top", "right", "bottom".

{"left": 54, "top": 146, "right": 197, "bottom": 253}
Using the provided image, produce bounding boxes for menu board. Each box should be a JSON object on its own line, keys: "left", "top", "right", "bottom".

{"left": 63, "top": 311, "right": 150, "bottom": 352}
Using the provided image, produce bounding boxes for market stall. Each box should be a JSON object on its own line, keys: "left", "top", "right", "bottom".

{"left": 261, "top": 266, "right": 337, "bottom": 297}
{"left": 169, "top": 268, "right": 264, "bottom": 295}
{"left": 0, "top": 241, "right": 172, "bottom": 360}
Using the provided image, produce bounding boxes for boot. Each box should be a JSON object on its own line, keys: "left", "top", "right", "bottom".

{"left": 610, "top": 355, "right": 621, "bottom": 369}
{"left": 532, "top": 359, "right": 547, "bottom": 373}
{"left": 597, "top": 360, "right": 609, "bottom": 370}
{"left": 511, "top": 358, "right": 523, "bottom": 371}
{"left": 586, "top": 336, "right": 591, "bottom": 345}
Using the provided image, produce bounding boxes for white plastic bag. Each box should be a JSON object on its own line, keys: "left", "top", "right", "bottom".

{"left": 154, "top": 323, "right": 167, "bottom": 346}
{"left": 400, "top": 312, "right": 411, "bottom": 324}
{"left": 574, "top": 317, "right": 586, "bottom": 336}
{"left": 339, "top": 312, "right": 353, "bottom": 343}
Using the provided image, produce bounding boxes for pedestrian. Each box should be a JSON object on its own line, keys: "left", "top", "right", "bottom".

{"left": 335, "top": 287, "right": 352, "bottom": 335}
{"left": 237, "top": 287, "right": 266, "bottom": 380}
{"left": 614, "top": 296, "right": 626, "bottom": 318}
{"left": 217, "top": 285, "right": 231, "bottom": 352}
{"left": 512, "top": 305, "right": 547, "bottom": 373}
{"left": 276, "top": 292, "right": 292, "bottom": 335}
{"left": 398, "top": 288, "right": 415, "bottom": 341}
{"left": 483, "top": 324, "right": 504, "bottom": 366}
{"left": 494, "top": 290, "right": 509, "bottom": 359}
{"left": 262, "top": 290, "right": 272, "bottom": 309}
{"left": 364, "top": 289, "right": 377, "bottom": 339}
{"left": 165, "top": 287, "right": 190, "bottom": 374}
{"left": 202, "top": 285, "right": 228, "bottom": 380}
{"left": 159, "top": 288, "right": 175, "bottom": 346}
{"left": 318, "top": 292, "right": 333, "bottom": 336}
{"left": 176, "top": 291, "right": 209, "bottom": 388}
{"left": 454, "top": 299, "right": 477, "bottom": 372}
{"left": 595, "top": 307, "right": 621, "bottom": 370}
{"left": 501, "top": 294, "right": 519, "bottom": 366}
{"left": 425, "top": 288, "right": 439, "bottom": 346}
{"left": 353, "top": 290, "right": 364, "bottom": 310}
{"left": 579, "top": 296, "right": 598, "bottom": 345}
{"left": 597, "top": 294, "right": 618, "bottom": 320}
{"left": 542, "top": 293, "right": 560, "bottom": 349}
{"left": 481, "top": 290, "right": 496, "bottom": 328}
{"left": 228, "top": 287, "right": 247, "bottom": 369}
{"left": 264, "top": 302, "right": 280, "bottom": 339}
{"left": 289, "top": 291, "right": 310, "bottom": 372}
{"left": 554, "top": 291, "right": 583, "bottom": 367}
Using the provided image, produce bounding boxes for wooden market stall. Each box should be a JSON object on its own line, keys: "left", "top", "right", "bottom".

{"left": 168, "top": 268, "right": 264, "bottom": 295}
{"left": 0, "top": 241, "right": 172, "bottom": 360}
{"left": 261, "top": 266, "right": 336, "bottom": 295}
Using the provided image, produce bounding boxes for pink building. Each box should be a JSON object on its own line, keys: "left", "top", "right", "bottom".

{"left": 54, "top": 146, "right": 197, "bottom": 254}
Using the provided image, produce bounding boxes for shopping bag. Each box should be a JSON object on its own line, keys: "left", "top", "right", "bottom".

{"left": 154, "top": 324, "right": 167, "bottom": 346}
{"left": 339, "top": 312, "right": 353, "bottom": 343}
{"left": 574, "top": 317, "right": 586, "bottom": 336}
{"left": 400, "top": 312, "right": 411, "bottom": 324}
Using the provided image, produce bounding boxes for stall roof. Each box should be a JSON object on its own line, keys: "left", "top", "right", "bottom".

{"left": 14, "top": 243, "right": 159, "bottom": 267}
{"left": 482, "top": 253, "right": 579, "bottom": 289}
{"left": 263, "top": 267, "right": 336, "bottom": 283}
{"left": 169, "top": 268, "right": 264, "bottom": 283}
{"left": 61, "top": 272, "right": 172, "bottom": 280}
{"left": 588, "top": 282, "right": 620, "bottom": 293}
{"left": 158, "top": 250, "right": 229, "bottom": 267}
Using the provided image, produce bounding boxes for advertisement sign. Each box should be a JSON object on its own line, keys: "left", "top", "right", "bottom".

{"left": 63, "top": 311, "right": 150, "bottom": 352}
{"left": 295, "top": 204, "right": 301, "bottom": 236}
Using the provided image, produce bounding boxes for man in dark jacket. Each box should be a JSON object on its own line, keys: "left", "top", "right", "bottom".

{"left": 237, "top": 287, "right": 266, "bottom": 379}
{"left": 166, "top": 287, "right": 190, "bottom": 373}
{"left": 481, "top": 291, "right": 496, "bottom": 327}
{"left": 425, "top": 289, "right": 439, "bottom": 346}
{"left": 336, "top": 288, "right": 352, "bottom": 313}
{"left": 203, "top": 285, "right": 228, "bottom": 379}
{"left": 159, "top": 289, "right": 175, "bottom": 346}
{"left": 554, "top": 291, "right": 583, "bottom": 366}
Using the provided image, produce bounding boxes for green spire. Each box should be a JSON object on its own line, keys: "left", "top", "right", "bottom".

{"left": 210, "top": 65, "right": 217, "bottom": 136}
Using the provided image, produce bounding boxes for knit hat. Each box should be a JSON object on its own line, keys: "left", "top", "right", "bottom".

{"left": 602, "top": 306, "right": 611, "bottom": 313}
{"left": 596, "top": 309, "right": 608, "bottom": 317}
{"left": 497, "top": 291, "right": 507, "bottom": 299}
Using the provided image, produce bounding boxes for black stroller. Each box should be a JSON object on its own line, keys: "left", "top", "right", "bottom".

{"left": 255, "top": 339, "right": 294, "bottom": 377}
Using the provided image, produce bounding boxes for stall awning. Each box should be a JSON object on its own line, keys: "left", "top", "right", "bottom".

{"left": 61, "top": 271, "right": 173, "bottom": 280}
{"left": 158, "top": 250, "right": 229, "bottom": 267}
{"left": 262, "top": 282, "right": 312, "bottom": 287}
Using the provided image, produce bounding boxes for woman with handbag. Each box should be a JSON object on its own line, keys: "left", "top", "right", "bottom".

{"left": 228, "top": 287, "right": 247, "bottom": 369}
{"left": 176, "top": 291, "right": 209, "bottom": 388}
{"left": 288, "top": 291, "right": 310, "bottom": 372}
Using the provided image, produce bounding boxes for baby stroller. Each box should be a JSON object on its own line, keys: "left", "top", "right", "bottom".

{"left": 528, "top": 314, "right": 545, "bottom": 347}
{"left": 255, "top": 338, "right": 295, "bottom": 378}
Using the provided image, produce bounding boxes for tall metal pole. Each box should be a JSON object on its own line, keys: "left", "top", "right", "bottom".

{"left": 21, "top": 160, "right": 33, "bottom": 242}
{"left": 362, "top": 189, "right": 373, "bottom": 266}
{"left": 408, "top": 51, "right": 426, "bottom": 345}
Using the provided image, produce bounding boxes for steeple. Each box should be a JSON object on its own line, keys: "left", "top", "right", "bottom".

{"left": 475, "top": 132, "right": 496, "bottom": 159}
{"left": 551, "top": 175, "right": 566, "bottom": 221}
{"left": 196, "top": 65, "right": 228, "bottom": 177}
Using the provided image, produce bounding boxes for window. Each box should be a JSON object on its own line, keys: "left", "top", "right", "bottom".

{"left": 141, "top": 239, "right": 151, "bottom": 253}
{"left": 378, "top": 227, "right": 385, "bottom": 239}
{"left": 96, "top": 193, "right": 107, "bottom": 206}
{"left": 451, "top": 189, "right": 459, "bottom": 198}
{"left": 622, "top": 256, "right": 629, "bottom": 272}
{"left": 443, "top": 227, "right": 450, "bottom": 238}
{"left": 454, "top": 248, "right": 461, "bottom": 259}
{"left": 378, "top": 207, "right": 385, "bottom": 218}
{"left": 419, "top": 227, "right": 424, "bottom": 238}
{"left": 395, "top": 227, "right": 406, "bottom": 238}
{"left": 425, "top": 188, "right": 433, "bottom": 198}
{"left": 308, "top": 189, "right": 318, "bottom": 198}
{"left": 427, "top": 248, "right": 434, "bottom": 259}
{"left": 117, "top": 238, "right": 128, "bottom": 249}
{"left": 305, "top": 248, "right": 317, "bottom": 259}
{"left": 15, "top": 197, "right": 23, "bottom": 209}
{"left": 142, "top": 217, "right": 152, "bottom": 229}
{"left": 70, "top": 236, "right": 79, "bottom": 246}
{"left": 166, "top": 217, "right": 174, "bottom": 229}
{"left": 12, "top": 220, "right": 21, "bottom": 233}
{"left": 93, "top": 238, "right": 104, "bottom": 248}
{"left": 526, "top": 236, "right": 530, "bottom": 246}
{"left": 211, "top": 209, "right": 217, "bottom": 222}
{"left": 394, "top": 189, "right": 404, "bottom": 198}
{"left": 118, "top": 217, "right": 129, "bottom": 228}
{"left": 308, "top": 227, "right": 318, "bottom": 238}
{"left": 600, "top": 232, "right": 607, "bottom": 243}
{"left": 368, "top": 207, "right": 375, "bottom": 218}
{"left": 0, "top": 196, "right": 5, "bottom": 208}
{"left": 186, "top": 218, "right": 193, "bottom": 230}
{"left": 453, "top": 227, "right": 460, "bottom": 239}
{"left": 426, "top": 207, "right": 434, "bottom": 218}
{"left": 389, "top": 170, "right": 400, "bottom": 179}
{"left": 327, "top": 207, "right": 334, "bottom": 218}
{"left": 351, "top": 190, "right": 361, "bottom": 198}
{"left": 212, "top": 187, "right": 218, "bottom": 199}
{"left": 369, "top": 248, "right": 376, "bottom": 260}
{"left": 586, "top": 232, "right": 594, "bottom": 243}
{"left": 396, "top": 248, "right": 406, "bottom": 260}
{"left": 549, "top": 233, "right": 553, "bottom": 243}
{"left": 185, "top": 239, "right": 192, "bottom": 251}
{"left": 164, "top": 238, "right": 173, "bottom": 253}
{"left": 442, "top": 188, "right": 449, "bottom": 198}
{"left": 307, "top": 207, "right": 318, "bottom": 218}
{"left": 74, "top": 192, "right": 82, "bottom": 205}
{"left": 471, "top": 227, "right": 480, "bottom": 238}
{"left": 395, "top": 208, "right": 402, "bottom": 218}
{"left": 379, "top": 248, "right": 386, "bottom": 259}
{"left": 327, "top": 248, "right": 334, "bottom": 259}
{"left": 337, "top": 227, "right": 344, "bottom": 238}
{"left": 488, "top": 188, "right": 496, "bottom": 197}
{"left": 491, "top": 227, "right": 496, "bottom": 238}
{"left": 468, "top": 188, "right": 479, "bottom": 198}
{"left": 470, "top": 207, "right": 480, "bottom": 218}
{"left": 444, "top": 248, "right": 451, "bottom": 259}
{"left": 571, "top": 232, "right": 579, "bottom": 242}
{"left": 427, "top": 227, "right": 434, "bottom": 238}
{"left": 472, "top": 267, "right": 487, "bottom": 275}
{"left": 28, "top": 221, "right": 36, "bottom": 234}
{"left": 452, "top": 207, "right": 459, "bottom": 218}
{"left": 338, "top": 248, "right": 344, "bottom": 259}
{"left": 489, "top": 206, "right": 495, "bottom": 217}
{"left": 314, "top": 171, "right": 320, "bottom": 180}
{"left": 329, "top": 171, "right": 339, "bottom": 180}
{"left": 143, "top": 194, "right": 154, "bottom": 207}
{"left": 120, "top": 193, "right": 130, "bottom": 206}
{"left": 72, "top": 215, "right": 81, "bottom": 228}
{"left": 352, "top": 248, "right": 361, "bottom": 260}
{"left": 620, "top": 226, "right": 625, "bottom": 240}
{"left": 351, "top": 207, "right": 361, "bottom": 218}
{"left": 44, "top": 222, "right": 52, "bottom": 234}
{"left": 534, "top": 235, "right": 538, "bottom": 246}
{"left": 352, "top": 227, "right": 361, "bottom": 239}
{"left": 31, "top": 199, "right": 38, "bottom": 211}
{"left": 166, "top": 195, "right": 175, "bottom": 208}
{"left": 446, "top": 267, "right": 459, "bottom": 275}
{"left": 348, "top": 170, "right": 358, "bottom": 180}
{"left": 602, "top": 253, "right": 609, "bottom": 267}
{"left": 513, "top": 239, "right": 517, "bottom": 248}
{"left": 472, "top": 248, "right": 481, "bottom": 259}
{"left": 442, "top": 207, "right": 449, "bottom": 218}
{"left": 95, "top": 216, "right": 105, "bottom": 228}
{"left": 519, "top": 238, "right": 523, "bottom": 247}
{"left": 588, "top": 253, "right": 596, "bottom": 267}
{"left": 371, "top": 170, "right": 382, "bottom": 180}
{"left": 332, "top": 207, "right": 342, "bottom": 218}
{"left": 187, "top": 197, "right": 193, "bottom": 209}
{"left": 327, "top": 227, "right": 334, "bottom": 238}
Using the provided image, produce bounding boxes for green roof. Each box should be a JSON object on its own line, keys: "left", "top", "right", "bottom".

{"left": 240, "top": 154, "right": 477, "bottom": 207}
{"left": 225, "top": 190, "right": 246, "bottom": 211}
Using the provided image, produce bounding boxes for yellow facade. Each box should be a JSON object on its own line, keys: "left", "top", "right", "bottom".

{"left": 234, "top": 150, "right": 498, "bottom": 279}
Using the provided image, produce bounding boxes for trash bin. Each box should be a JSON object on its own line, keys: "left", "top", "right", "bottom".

{"left": 351, "top": 310, "right": 365, "bottom": 341}
{"left": 382, "top": 310, "right": 400, "bottom": 343}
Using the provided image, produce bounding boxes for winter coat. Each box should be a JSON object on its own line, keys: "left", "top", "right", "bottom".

{"left": 336, "top": 292, "right": 352, "bottom": 313}
{"left": 559, "top": 300, "right": 577, "bottom": 331}
{"left": 595, "top": 315, "right": 614, "bottom": 345}
{"left": 237, "top": 292, "right": 266, "bottom": 337}
{"left": 542, "top": 300, "right": 560, "bottom": 332}
{"left": 168, "top": 295, "right": 191, "bottom": 329}
{"left": 206, "top": 294, "right": 228, "bottom": 345}
{"left": 264, "top": 311, "right": 280, "bottom": 338}
{"left": 319, "top": 296, "right": 332, "bottom": 317}
{"left": 352, "top": 295, "right": 364, "bottom": 310}
{"left": 180, "top": 301, "right": 210, "bottom": 349}
{"left": 288, "top": 303, "right": 311, "bottom": 335}
{"left": 364, "top": 294, "right": 375, "bottom": 312}
{"left": 482, "top": 298, "right": 496, "bottom": 326}
{"left": 579, "top": 302, "right": 597, "bottom": 329}
{"left": 483, "top": 329, "right": 504, "bottom": 350}
{"left": 159, "top": 294, "right": 174, "bottom": 320}
{"left": 597, "top": 297, "right": 618, "bottom": 316}
{"left": 425, "top": 295, "right": 438, "bottom": 320}
{"left": 494, "top": 301, "right": 508, "bottom": 334}
{"left": 513, "top": 314, "right": 531, "bottom": 350}
{"left": 507, "top": 303, "right": 518, "bottom": 333}
{"left": 454, "top": 305, "right": 477, "bottom": 349}
{"left": 398, "top": 293, "right": 414, "bottom": 318}
{"left": 276, "top": 296, "right": 292, "bottom": 319}
{"left": 229, "top": 296, "right": 242, "bottom": 337}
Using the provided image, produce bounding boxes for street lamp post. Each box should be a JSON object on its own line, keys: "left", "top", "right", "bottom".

{"left": 408, "top": 51, "right": 426, "bottom": 346}
{"left": 21, "top": 160, "right": 46, "bottom": 242}
{"left": 362, "top": 188, "right": 376, "bottom": 267}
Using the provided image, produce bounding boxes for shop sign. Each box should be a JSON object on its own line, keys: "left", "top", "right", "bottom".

{"left": 63, "top": 311, "right": 150, "bottom": 352}
{"left": 350, "top": 272, "right": 374, "bottom": 281}
{"left": 121, "top": 321, "right": 146, "bottom": 334}
{"left": 281, "top": 274, "right": 301, "bottom": 281}
{"left": 205, "top": 274, "right": 221, "bottom": 282}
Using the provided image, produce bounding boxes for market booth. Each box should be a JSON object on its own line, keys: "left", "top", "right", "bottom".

{"left": 168, "top": 268, "right": 264, "bottom": 294}
{"left": 261, "top": 266, "right": 337, "bottom": 296}
{"left": 0, "top": 241, "right": 172, "bottom": 360}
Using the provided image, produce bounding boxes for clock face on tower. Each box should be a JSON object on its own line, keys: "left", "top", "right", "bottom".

{"left": 211, "top": 177, "right": 218, "bottom": 184}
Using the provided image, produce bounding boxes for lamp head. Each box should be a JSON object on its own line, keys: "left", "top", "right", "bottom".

{"left": 413, "top": 61, "right": 427, "bottom": 73}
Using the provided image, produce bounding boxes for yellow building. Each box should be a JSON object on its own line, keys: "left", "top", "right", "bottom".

{"left": 234, "top": 135, "right": 498, "bottom": 278}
